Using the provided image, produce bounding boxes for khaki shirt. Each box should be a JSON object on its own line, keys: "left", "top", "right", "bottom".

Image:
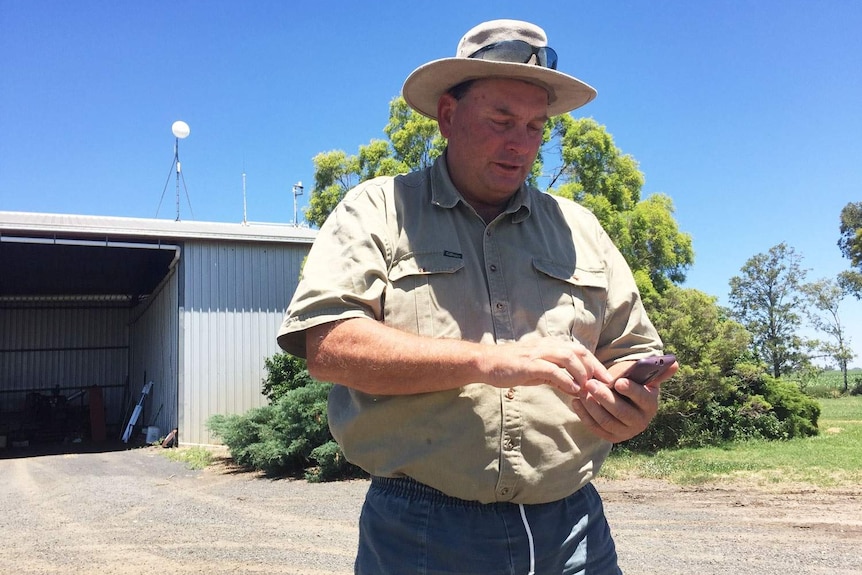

{"left": 278, "top": 154, "right": 662, "bottom": 504}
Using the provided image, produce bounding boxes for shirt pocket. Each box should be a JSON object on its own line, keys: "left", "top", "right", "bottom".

{"left": 387, "top": 251, "right": 466, "bottom": 338}
{"left": 532, "top": 258, "right": 608, "bottom": 349}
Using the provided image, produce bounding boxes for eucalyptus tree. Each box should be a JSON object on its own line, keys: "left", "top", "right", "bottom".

{"left": 729, "top": 242, "right": 809, "bottom": 378}
{"left": 838, "top": 201, "right": 862, "bottom": 300}
{"left": 801, "top": 277, "right": 856, "bottom": 391}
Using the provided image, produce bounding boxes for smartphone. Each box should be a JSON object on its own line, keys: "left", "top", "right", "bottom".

{"left": 620, "top": 354, "right": 676, "bottom": 385}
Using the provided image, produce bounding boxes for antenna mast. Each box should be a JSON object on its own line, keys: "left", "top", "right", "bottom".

{"left": 156, "top": 120, "right": 192, "bottom": 220}
{"left": 292, "top": 181, "right": 304, "bottom": 226}
{"left": 242, "top": 171, "right": 248, "bottom": 225}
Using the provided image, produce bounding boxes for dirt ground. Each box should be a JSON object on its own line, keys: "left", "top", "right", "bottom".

{"left": 1, "top": 445, "right": 860, "bottom": 574}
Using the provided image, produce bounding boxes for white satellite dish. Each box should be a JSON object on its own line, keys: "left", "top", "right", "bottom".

{"left": 171, "top": 120, "right": 190, "bottom": 139}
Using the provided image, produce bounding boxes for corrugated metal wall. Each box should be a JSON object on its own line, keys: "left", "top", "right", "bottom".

{"left": 128, "top": 264, "right": 179, "bottom": 443}
{"left": 180, "top": 240, "right": 307, "bottom": 445}
{"left": 0, "top": 304, "right": 130, "bottom": 435}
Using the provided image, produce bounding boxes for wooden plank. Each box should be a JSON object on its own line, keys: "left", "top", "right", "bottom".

{"left": 88, "top": 386, "right": 106, "bottom": 442}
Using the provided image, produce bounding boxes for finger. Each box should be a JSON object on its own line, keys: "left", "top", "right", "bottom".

{"left": 560, "top": 347, "right": 613, "bottom": 387}
{"left": 540, "top": 363, "right": 581, "bottom": 395}
{"left": 586, "top": 379, "right": 638, "bottom": 428}
{"left": 569, "top": 395, "right": 620, "bottom": 443}
{"left": 572, "top": 380, "right": 643, "bottom": 442}
{"left": 612, "top": 376, "right": 661, "bottom": 413}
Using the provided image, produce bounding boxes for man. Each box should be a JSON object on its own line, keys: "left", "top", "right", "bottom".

{"left": 278, "top": 19, "right": 678, "bottom": 575}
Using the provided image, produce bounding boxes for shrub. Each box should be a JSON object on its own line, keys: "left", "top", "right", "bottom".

{"left": 262, "top": 354, "right": 312, "bottom": 402}
{"left": 307, "top": 440, "right": 367, "bottom": 483}
{"left": 630, "top": 286, "right": 822, "bottom": 452}
{"left": 208, "top": 353, "right": 365, "bottom": 480}
{"left": 624, "top": 364, "right": 820, "bottom": 451}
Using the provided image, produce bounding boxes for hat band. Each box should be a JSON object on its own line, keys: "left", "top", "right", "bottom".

{"left": 467, "top": 40, "right": 558, "bottom": 70}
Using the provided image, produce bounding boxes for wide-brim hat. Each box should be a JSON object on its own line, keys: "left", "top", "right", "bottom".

{"left": 402, "top": 19, "right": 597, "bottom": 120}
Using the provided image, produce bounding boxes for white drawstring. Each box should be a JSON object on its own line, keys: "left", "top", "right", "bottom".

{"left": 518, "top": 503, "right": 536, "bottom": 575}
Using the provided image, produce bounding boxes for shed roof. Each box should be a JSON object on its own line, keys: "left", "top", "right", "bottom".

{"left": 0, "top": 211, "right": 317, "bottom": 301}
{"left": 0, "top": 211, "right": 317, "bottom": 244}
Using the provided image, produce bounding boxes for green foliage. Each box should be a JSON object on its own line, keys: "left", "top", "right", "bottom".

{"left": 838, "top": 201, "right": 862, "bottom": 270}
{"left": 261, "top": 353, "right": 312, "bottom": 402}
{"left": 838, "top": 270, "right": 862, "bottom": 300}
{"left": 208, "top": 405, "right": 284, "bottom": 474}
{"left": 627, "top": 363, "right": 820, "bottom": 451}
{"left": 647, "top": 286, "right": 750, "bottom": 382}
{"left": 629, "top": 285, "right": 820, "bottom": 451}
{"left": 547, "top": 116, "right": 643, "bottom": 212}
{"left": 306, "top": 150, "right": 360, "bottom": 228}
{"left": 209, "top": 354, "right": 364, "bottom": 480}
{"left": 306, "top": 440, "right": 367, "bottom": 483}
{"left": 626, "top": 194, "right": 694, "bottom": 292}
{"left": 383, "top": 97, "right": 446, "bottom": 170}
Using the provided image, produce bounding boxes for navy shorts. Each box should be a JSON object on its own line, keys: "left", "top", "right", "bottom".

{"left": 356, "top": 476, "right": 622, "bottom": 575}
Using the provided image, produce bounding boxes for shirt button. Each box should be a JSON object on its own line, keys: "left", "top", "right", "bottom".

{"left": 505, "top": 388, "right": 515, "bottom": 400}
{"left": 500, "top": 487, "right": 510, "bottom": 495}
{"left": 489, "top": 264, "right": 497, "bottom": 272}
{"left": 496, "top": 302, "right": 505, "bottom": 310}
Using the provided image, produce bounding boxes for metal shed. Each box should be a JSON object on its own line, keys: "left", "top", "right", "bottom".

{"left": 0, "top": 211, "right": 315, "bottom": 449}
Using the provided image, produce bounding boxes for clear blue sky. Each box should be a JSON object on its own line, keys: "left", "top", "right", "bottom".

{"left": 2, "top": 1, "right": 861, "bottom": 365}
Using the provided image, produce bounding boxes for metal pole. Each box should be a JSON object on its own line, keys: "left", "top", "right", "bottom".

{"left": 175, "top": 137, "right": 181, "bottom": 221}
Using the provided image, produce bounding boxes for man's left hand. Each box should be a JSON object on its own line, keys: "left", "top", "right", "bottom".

{"left": 568, "top": 360, "right": 679, "bottom": 443}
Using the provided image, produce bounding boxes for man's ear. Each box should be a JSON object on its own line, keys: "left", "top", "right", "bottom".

{"left": 437, "top": 94, "right": 456, "bottom": 138}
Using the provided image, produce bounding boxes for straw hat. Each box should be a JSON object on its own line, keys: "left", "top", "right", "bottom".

{"left": 402, "top": 19, "right": 597, "bottom": 120}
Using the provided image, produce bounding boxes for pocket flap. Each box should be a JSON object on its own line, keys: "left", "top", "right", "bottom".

{"left": 533, "top": 258, "right": 607, "bottom": 289}
{"left": 389, "top": 251, "right": 465, "bottom": 281}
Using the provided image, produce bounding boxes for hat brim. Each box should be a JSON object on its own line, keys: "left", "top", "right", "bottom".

{"left": 402, "top": 58, "right": 597, "bottom": 120}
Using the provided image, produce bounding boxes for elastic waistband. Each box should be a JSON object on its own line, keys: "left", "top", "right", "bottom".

{"left": 370, "top": 476, "right": 496, "bottom": 508}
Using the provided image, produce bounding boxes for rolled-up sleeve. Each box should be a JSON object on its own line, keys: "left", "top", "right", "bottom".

{"left": 594, "top": 227, "right": 663, "bottom": 366}
{"left": 277, "top": 179, "right": 393, "bottom": 358}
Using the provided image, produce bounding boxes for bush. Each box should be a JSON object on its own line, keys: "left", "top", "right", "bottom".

{"left": 624, "top": 363, "right": 820, "bottom": 451}
{"left": 630, "top": 286, "right": 822, "bottom": 452}
{"left": 262, "top": 354, "right": 312, "bottom": 402}
{"left": 306, "top": 440, "right": 367, "bottom": 483}
{"left": 208, "top": 353, "right": 365, "bottom": 480}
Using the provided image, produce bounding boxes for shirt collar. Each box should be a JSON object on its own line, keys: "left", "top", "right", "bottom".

{"left": 430, "top": 152, "right": 533, "bottom": 222}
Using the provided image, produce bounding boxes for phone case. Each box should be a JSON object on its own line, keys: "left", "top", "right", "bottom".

{"left": 623, "top": 354, "right": 676, "bottom": 385}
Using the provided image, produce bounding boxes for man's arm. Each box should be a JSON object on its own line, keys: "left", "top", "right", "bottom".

{"left": 305, "top": 317, "right": 614, "bottom": 396}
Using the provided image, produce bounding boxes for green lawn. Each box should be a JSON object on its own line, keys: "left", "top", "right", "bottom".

{"left": 603, "top": 396, "right": 862, "bottom": 488}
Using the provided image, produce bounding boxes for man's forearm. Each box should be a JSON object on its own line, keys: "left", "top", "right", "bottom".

{"left": 305, "top": 318, "right": 489, "bottom": 395}
{"left": 304, "top": 317, "right": 613, "bottom": 397}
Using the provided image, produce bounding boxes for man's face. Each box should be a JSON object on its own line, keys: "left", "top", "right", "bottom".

{"left": 437, "top": 78, "right": 549, "bottom": 214}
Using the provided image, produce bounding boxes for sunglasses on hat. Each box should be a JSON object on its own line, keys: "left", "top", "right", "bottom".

{"left": 467, "top": 40, "right": 558, "bottom": 70}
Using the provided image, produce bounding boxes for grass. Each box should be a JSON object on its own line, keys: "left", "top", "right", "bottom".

{"left": 603, "top": 396, "right": 862, "bottom": 489}
{"left": 161, "top": 445, "right": 215, "bottom": 470}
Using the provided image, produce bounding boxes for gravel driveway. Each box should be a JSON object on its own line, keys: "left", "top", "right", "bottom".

{"left": 1, "top": 446, "right": 860, "bottom": 574}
